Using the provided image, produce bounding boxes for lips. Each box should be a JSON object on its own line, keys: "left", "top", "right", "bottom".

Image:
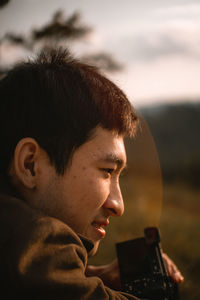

{"left": 91, "top": 219, "right": 109, "bottom": 238}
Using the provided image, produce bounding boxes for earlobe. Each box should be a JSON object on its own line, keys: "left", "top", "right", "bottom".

{"left": 11, "top": 138, "right": 39, "bottom": 189}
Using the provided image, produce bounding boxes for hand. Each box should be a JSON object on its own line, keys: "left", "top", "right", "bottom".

{"left": 86, "top": 253, "right": 184, "bottom": 291}
{"left": 86, "top": 259, "right": 121, "bottom": 290}
{"left": 162, "top": 253, "right": 184, "bottom": 283}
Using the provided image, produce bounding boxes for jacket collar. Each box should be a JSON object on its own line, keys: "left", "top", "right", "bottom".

{"left": 0, "top": 173, "right": 94, "bottom": 254}
{"left": 78, "top": 234, "right": 94, "bottom": 254}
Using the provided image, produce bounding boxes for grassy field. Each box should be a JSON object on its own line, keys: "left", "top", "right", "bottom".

{"left": 160, "top": 183, "right": 200, "bottom": 300}
{"left": 89, "top": 177, "right": 200, "bottom": 300}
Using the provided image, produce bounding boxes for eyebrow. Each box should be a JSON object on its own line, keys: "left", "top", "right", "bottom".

{"left": 100, "top": 154, "right": 127, "bottom": 170}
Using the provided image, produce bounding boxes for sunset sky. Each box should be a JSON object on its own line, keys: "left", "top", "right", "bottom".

{"left": 0, "top": 0, "right": 200, "bottom": 107}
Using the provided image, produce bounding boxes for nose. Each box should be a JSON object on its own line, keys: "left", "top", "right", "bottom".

{"left": 103, "top": 182, "right": 124, "bottom": 217}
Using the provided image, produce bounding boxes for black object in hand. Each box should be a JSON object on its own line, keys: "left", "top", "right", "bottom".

{"left": 116, "top": 227, "right": 179, "bottom": 300}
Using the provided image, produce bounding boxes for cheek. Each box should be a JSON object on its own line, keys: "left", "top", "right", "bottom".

{"left": 75, "top": 173, "right": 110, "bottom": 208}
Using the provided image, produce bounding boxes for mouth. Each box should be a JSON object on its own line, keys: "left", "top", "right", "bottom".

{"left": 91, "top": 220, "right": 109, "bottom": 239}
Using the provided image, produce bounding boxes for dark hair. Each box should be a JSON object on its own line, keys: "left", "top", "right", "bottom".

{"left": 0, "top": 48, "right": 138, "bottom": 174}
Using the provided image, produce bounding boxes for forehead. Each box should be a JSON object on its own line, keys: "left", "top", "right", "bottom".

{"left": 78, "top": 127, "right": 127, "bottom": 164}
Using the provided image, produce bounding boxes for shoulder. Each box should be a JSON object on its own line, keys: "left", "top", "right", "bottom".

{"left": 0, "top": 193, "right": 89, "bottom": 282}
{"left": 0, "top": 193, "right": 138, "bottom": 299}
{"left": 0, "top": 193, "right": 92, "bottom": 257}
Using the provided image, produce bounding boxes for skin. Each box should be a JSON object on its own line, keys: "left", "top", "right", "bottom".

{"left": 10, "top": 126, "right": 126, "bottom": 255}
{"left": 9, "top": 126, "right": 184, "bottom": 288}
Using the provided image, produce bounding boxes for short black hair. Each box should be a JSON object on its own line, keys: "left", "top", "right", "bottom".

{"left": 0, "top": 48, "right": 138, "bottom": 175}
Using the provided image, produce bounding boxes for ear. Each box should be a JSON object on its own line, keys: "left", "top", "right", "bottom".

{"left": 10, "top": 138, "right": 40, "bottom": 189}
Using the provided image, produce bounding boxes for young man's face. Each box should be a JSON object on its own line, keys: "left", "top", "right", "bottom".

{"left": 33, "top": 127, "right": 127, "bottom": 254}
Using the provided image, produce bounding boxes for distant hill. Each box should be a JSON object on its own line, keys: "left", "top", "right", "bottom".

{"left": 139, "top": 102, "right": 200, "bottom": 187}
{"left": 124, "top": 101, "right": 200, "bottom": 188}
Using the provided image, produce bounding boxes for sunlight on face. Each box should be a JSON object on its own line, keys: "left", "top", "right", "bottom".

{"left": 34, "top": 127, "right": 127, "bottom": 255}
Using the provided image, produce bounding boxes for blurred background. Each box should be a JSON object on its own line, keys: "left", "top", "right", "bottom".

{"left": 0, "top": 0, "right": 199, "bottom": 299}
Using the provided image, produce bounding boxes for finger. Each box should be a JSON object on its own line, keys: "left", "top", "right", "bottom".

{"left": 162, "top": 253, "right": 174, "bottom": 274}
{"left": 162, "top": 253, "right": 184, "bottom": 283}
{"left": 173, "top": 270, "right": 184, "bottom": 283}
{"left": 170, "top": 263, "right": 184, "bottom": 283}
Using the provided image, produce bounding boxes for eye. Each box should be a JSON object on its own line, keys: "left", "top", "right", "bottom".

{"left": 101, "top": 168, "right": 115, "bottom": 176}
{"left": 105, "top": 168, "right": 114, "bottom": 174}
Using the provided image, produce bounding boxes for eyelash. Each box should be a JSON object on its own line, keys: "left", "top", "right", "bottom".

{"left": 102, "top": 168, "right": 114, "bottom": 175}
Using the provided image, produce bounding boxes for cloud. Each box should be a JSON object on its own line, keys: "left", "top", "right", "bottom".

{"left": 121, "top": 16, "right": 200, "bottom": 62}
{"left": 153, "top": 3, "right": 200, "bottom": 20}
{"left": 133, "top": 29, "right": 200, "bottom": 61}
{"left": 109, "top": 54, "right": 200, "bottom": 107}
{"left": 131, "top": 33, "right": 188, "bottom": 61}
{"left": 100, "top": 2, "right": 200, "bottom": 66}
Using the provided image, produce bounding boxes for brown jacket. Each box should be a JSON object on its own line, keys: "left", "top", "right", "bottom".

{"left": 0, "top": 179, "right": 139, "bottom": 299}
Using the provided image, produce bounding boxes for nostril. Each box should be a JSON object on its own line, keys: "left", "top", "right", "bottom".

{"left": 108, "top": 207, "right": 117, "bottom": 216}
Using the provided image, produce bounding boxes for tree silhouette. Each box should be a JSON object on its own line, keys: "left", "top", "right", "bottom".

{"left": 0, "top": 6, "right": 122, "bottom": 77}
{"left": 33, "top": 11, "right": 90, "bottom": 41}
{"left": 0, "top": 0, "right": 10, "bottom": 8}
